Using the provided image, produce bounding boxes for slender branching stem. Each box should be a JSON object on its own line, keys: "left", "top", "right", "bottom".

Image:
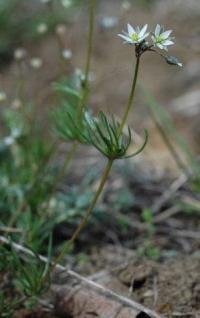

{"left": 54, "top": 158, "right": 113, "bottom": 267}
{"left": 54, "top": 52, "right": 141, "bottom": 267}
{"left": 46, "top": 141, "right": 79, "bottom": 206}
{"left": 77, "top": 0, "right": 96, "bottom": 124}
{"left": 118, "top": 56, "right": 140, "bottom": 136}
{"left": 48, "top": 0, "right": 96, "bottom": 203}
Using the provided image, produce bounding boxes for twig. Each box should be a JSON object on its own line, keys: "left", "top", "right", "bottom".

{"left": 151, "top": 173, "right": 188, "bottom": 214}
{"left": 0, "top": 227, "right": 23, "bottom": 234}
{"left": 154, "top": 206, "right": 180, "bottom": 223}
{"left": 180, "top": 195, "right": 200, "bottom": 211}
{"left": 172, "top": 229, "right": 200, "bottom": 240}
{"left": 0, "top": 235, "right": 65, "bottom": 270}
{"left": 0, "top": 236, "right": 162, "bottom": 318}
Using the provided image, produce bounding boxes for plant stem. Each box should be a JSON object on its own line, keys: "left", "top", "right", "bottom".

{"left": 53, "top": 54, "right": 141, "bottom": 267}
{"left": 48, "top": 0, "right": 96, "bottom": 203}
{"left": 77, "top": 0, "right": 96, "bottom": 124}
{"left": 54, "top": 158, "right": 113, "bottom": 266}
{"left": 118, "top": 57, "right": 140, "bottom": 136}
{"left": 46, "top": 141, "right": 78, "bottom": 205}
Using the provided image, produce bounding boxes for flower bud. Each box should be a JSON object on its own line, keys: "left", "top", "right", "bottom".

{"left": 62, "top": 49, "right": 72, "bottom": 60}
{"left": 37, "top": 23, "right": 48, "bottom": 34}
{"left": 61, "top": 0, "right": 72, "bottom": 8}
{"left": 14, "top": 48, "right": 27, "bottom": 61}
{"left": 30, "top": 58, "right": 43, "bottom": 69}
{"left": 165, "top": 55, "right": 183, "bottom": 67}
{"left": 56, "top": 24, "right": 67, "bottom": 36}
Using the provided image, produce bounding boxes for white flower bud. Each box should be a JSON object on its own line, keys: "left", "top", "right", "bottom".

{"left": 30, "top": 58, "right": 43, "bottom": 69}
{"left": 37, "top": 23, "right": 48, "bottom": 34}
{"left": 61, "top": 0, "right": 72, "bottom": 8}
{"left": 99, "top": 16, "right": 118, "bottom": 29}
{"left": 56, "top": 24, "right": 67, "bottom": 36}
{"left": 62, "top": 49, "right": 72, "bottom": 60}
{"left": 121, "top": 1, "right": 131, "bottom": 11}
{"left": 4, "top": 136, "right": 15, "bottom": 146}
{"left": 14, "top": 48, "right": 27, "bottom": 61}
{"left": 11, "top": 128, "right": 21, "bottom": 138}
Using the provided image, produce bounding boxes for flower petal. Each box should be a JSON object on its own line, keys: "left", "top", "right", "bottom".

{"left": 161, "top": 30, "right": 172, "bottom": 39}
{"left": 162, "top": 39, "right": 174, "bottom": 46}
{"left": 118, "top": 34, "right": 133, "bottom": 43}
{"left": 127, "top": 23, "right": 135, "bottom": 36}
{"left": 156, "top": 43, "right": 164, "bottom": 50}
{"left": 155, "top": 24, "right": 161, "bottom": 36}
{"left": 140, "top": 32, "right": 149, "bottom": 41}
{"left": 139, "top": 24, "right": 148, "bottom": 37}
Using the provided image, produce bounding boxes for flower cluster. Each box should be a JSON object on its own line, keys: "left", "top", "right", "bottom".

{"left": 118, "top": 23, "right": 173, "bottom": 50}
{"left": 118, "top": 23, "right": 182, "bottom": 66}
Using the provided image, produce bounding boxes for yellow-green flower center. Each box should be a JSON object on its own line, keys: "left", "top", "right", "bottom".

{"left": 131, "top": 33, "right": 139, "bottom": 42}
{"left": 156, "top": 35, "right": 165, "bottom": 43}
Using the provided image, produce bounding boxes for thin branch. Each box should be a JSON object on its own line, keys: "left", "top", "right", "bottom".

{"left": 151, "top": 173, "right": 188, "bottom": 214}
{"left": 0, "top": 236, "right": 162, "bottom": 318}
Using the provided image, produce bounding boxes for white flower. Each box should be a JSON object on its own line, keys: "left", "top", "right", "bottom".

{"left": 14, "top": 48, "right": 27, "bottom": 61}
{"left": 62, "top": 49, "right": 72, "bottom": 60}
{"left": 152, "top": 24, "right": 174, "bottom": 51}
{"left": 30, "top": 58, "right": 43, "bottom": 69}
{"left": 118, "top": 23, "right": 149, "bottom": 44}
{"left": 121, "top": 1, "right": 131, "bottom": 11}
{"left": 61, "top": 0, "right": 72, "bottom": 8}
{"left": 56, "top": 24, "right": 67, "bottom": 35}
{"left": 99, "top": 16, "right": 118, "bottom": 29}
{"left": 11, "top": 128, "right": 21, "bottom": 138}
{"left": 37, "top": 23, "right": 48, "bottom": 34}
{"left": 4, "top": 136, "right": 15, "bottom": 146}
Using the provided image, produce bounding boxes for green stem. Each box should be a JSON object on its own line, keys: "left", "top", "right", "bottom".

{"left": 46, "top": 141, "right": 78, "bottom": 205}
{"left": 53, "top": 55, "right": 141, "bottom": 267}
{"left": 46, "top": 1, "right": 96, "bottom": 209}
{"left": 118, "top": 57, "right": 140, "bottom": 136}
{"left": 77, "top": 0, "right": 96, "bottom": 123}
{"left": 16, "top": 61, "right": 25, "bottom": 112}
{"left": 54, "top": 158, "right": 113, "bottom": 266}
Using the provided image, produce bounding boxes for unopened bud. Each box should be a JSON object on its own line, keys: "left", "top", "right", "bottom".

{"left": 14, "top": 48, "right": 27, "bottom": 61}
{"left": 165, "top": 55, "right": 183, "bottom": 67}
{"left": 56, "top": 24, "right": 67, "bottom": 36}
{"left": 62, "top": 49, "right": 72, "bottom": 60}
{"left": 37, "top": 23, "right": 48, "bottom": 34}
{"left": 30, "top": 57, "right": 43, "bottom": 69}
